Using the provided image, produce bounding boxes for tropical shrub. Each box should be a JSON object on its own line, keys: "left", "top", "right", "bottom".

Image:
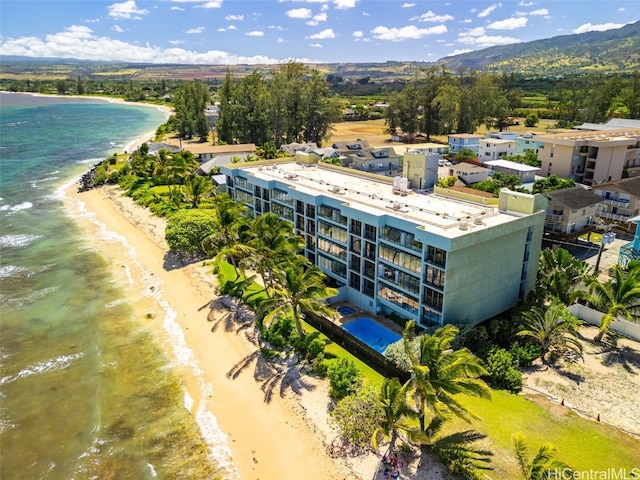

{"left": 327, "top": 357, "right": 362, "bottom": 400}
{"left": 330, "top": 385, "right": 382, "bottom": 448}
{"left": 165, "top": 209, "right": 217, "bottom": 255}
{"left": 484, "top": 348, "right": 523, "bottom": 393}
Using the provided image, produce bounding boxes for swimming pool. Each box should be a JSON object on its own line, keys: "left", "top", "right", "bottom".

{"left": 342, "top": 317, "right": 402, "bottom": 354}
{"left": 337, "top": 305, "right": 356, "bottom": 316}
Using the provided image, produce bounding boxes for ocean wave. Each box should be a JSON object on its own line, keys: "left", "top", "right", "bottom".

{"left": 75, "top": 157, "right": 105, "bottom": 165}
{"left": 0, "top": 352, "right": 84, "bottom": 386}
{"left": 0, "top": 286, "right": 58, "bottom": 310}
{"left": 0, "top": 233, "right": 42, "bottom": 248}
{"left": 0, "top": 202, "right": 33, "bottom": 215}
{"left": 30, "top": 176, "right": 60, "bottom": 188}
{"left": 0, "top": 265, "right": 29, "bottom": 278}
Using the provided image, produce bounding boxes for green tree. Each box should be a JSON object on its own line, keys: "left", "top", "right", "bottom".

{"left": 174, "top": 80, "right": 210, "bottom": 141}
{"left": 586, "top": 265, "right": 640, "bottom": 342}
{"left": 432, "top": 82, "right": 459, "bottom": 134}
{"left": 327, "top": 358, "right": 362, "bottom": 400}
{"left": 403, "top": 322, "right": 491, "bottom": 430}
{"left": 517, "top": 302, "right": 583, "bottom": 364}
{"left": 531, "top": 174, "right": 576, "bottom": 194}
{"left": 437, "top": 175, "right": 457, "bottom": 188}
{"left": 621, "top": 71, "right": 640, "bottom": 119}
{"left": 330, "top": 385, "right": 383, "bottom": 448}
{"left": 512, "top": 432, "right": 572, "bottom": 480}
{"left": 372, "top": 377, "right": 422, "bottom": 454}
{"left": 217, "top": 69, "right": 237, "bottom": 144}
{"left": 182, "top": 175, "right": 213, "bottom": 208}
{"left": 262, "top": 258, "right": 338, "bottom": 337}
{"left": 536, "top": 248, "right": 593, "bottom": 305}
{"left": 524, "top": 113, "right": 539, "bottom": 127}
{"left": 454, "top": 148, "right": 477, "bottom": 161}
{"left": 165, "top": 209, "right": 218, "bottom": 255}
{"left": 202, "top": 194, "right": 248, "bottom": 268}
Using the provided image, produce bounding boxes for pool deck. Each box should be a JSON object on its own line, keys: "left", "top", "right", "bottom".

{"left": 332, "top": 302, "right": 404, "bottom": 336}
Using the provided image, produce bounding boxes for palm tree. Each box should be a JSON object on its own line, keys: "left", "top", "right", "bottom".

{"left": 202, "top": 194, "right": 247, "bottom": 269}
{"left": 512, "top": 432, "right": 572, "bottom": 479}
{"left": 244, "top": 213, "right": 305, "bottom": 294}
{"left": 403, "top": 321, "right": 491, "bottom": 431}
{"left": 517, "top": 302, "right": 583, "bottom": 364}
{"left": 536, "top": 248, "right": 593, "bottom": 305}
{"left": 587, "top": 265, "right": 640, "bottom": 342}
{"left": 182, "top": 175, "right": 213, "bottom": 208}
{"left": 372, "top": 378, "right": 423, "bottom": 455}
{"left": 262, "top": 257, "right": 338, "bottom": 338}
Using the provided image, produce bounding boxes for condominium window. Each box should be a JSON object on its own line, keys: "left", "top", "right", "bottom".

{"left": 377, "top": 263, "right": 420, "bottom": 294}
{"left": 349, "top": 272, "right": 361, "bottom": 290}
{"left": 318, "top": 220, "right": 348, "bottom": 243}
{"left": 380, "top": 226, "right": 423, "bottom": 253}
{"left": 349, "top": 254, "right": 361, "bottom": 272}
{"left": 363, "top": 279, "right": 375, "bottom": 298}
{"left": 379, "top": 244, "right": 421, "bottom": 273}
{"left": 318, "top": 238, "right": 347, "bottom": 261}
{"left": 318, "top": 205, "right": 347, "bottom": 225}
{"left": 423, "top": 287, "right": 443, "bottom": 311}
{"left": 421, "top": 308, "right": 441, "bottom": 327}
{"left": 272, "top": 188, "right": 293, "bottom": 205}
{"left": 350, "top": 219, "right": 362, "bottom": 235}
{"left": 364, "top": 241, "right": 376, "bottom": 260}
{"left": 363, "top": 260, "right": 375, "bottom": 279}
{"left": 378, "top": 283, "right": 419, "bottom": 315}
{"left": 271, "top": 203, "right": 294, "bottom": 221}
{"left": 364, "top": 224, "right": 377, "bottom": 241}
{"left": 349, "top": 235, "right": 361, "bottom": 253}
{"left": 306, "top": 204, "right": 315, "bottom": 218}
{"left": 236, "top": 189, "right": 253, "bottom": 205}
{"left": 424, "top": 265, "right": 445, "bottom": 288}
{"left": 317, "top": 254, "right": 347, "bottom": 279}
{"left": 426, "top": 246, "right": 447, "bottom": 268}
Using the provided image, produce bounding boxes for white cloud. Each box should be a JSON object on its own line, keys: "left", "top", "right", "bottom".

{"left": 171, "top": 0, "right": 222, "bottom": 8}
{"left": 458, "top": 34, "right": 520, "bottom": 47}
{"left": 529, "top": 8, "right": 548, "bottom": 16}
{"left": 446, "top": 48, "right": 473, "bottom": 57}
{"left": 171, "top": 6, "right": 185, "bottom": 11}
{"left": 411, "top": 11, "right": 454, "bottom": 22}
{"left": 477, "top": 3, "right": 501, "bottom": 18}
{"left": 402, "top": 2, "right": 415, "bottom": 7}
{"left": 0, "top": 25, "right": 298, "bottom": 64}
{"left": 617, "top": 7, "right": 625, "bottom": 12}
{"left": 108, "top": 1, "right": 149, "bottom": 19}
{"left": 309, "top": 43, "right": 323, "bottom": 48}
{"left": 321, "top": 4, "right": 329, "bottom": 11}
{"left": 465, "top": 26, "right": 486, "bottom": 36}
{"left": 277, "top": 37, "right": 284, "bottom": 43}
{"left": 461, "top": 19, "right": 472, "bottom": 23}
{"left": 487, "top": 17, "right": 528, "bottom": 30}
{"left": 572, "top": 22, "right": 625, "bottom": 34}
{"left": 352, "top": 30, "right": 364, "bottom": 38}
{"left": 306, "top": 28, "right": 335, "bottom": 39}
{"left": 168, "top": 39, "right": 184, "bottom": 45}
{"left": 286, "top": 8, "right": 312, "bottom": 19}
{"left": 246, "top": 30, "right": 264, "bottom": 36}
{"left": 518, "top": 0, "right": 535, "bottom": 5}
{"left": 306, "top": 12, "right": 328, "bottom": 26}
{"left": 227, "top": 24, "right": 237, "bottom": 30}
{"left": 334, "top": 0, "right": 357, "bottom": 8}
{"left": 362, "top": 11, "right": 370, "bottom": 16}
{"left": 217, "top": 27, "right": 226, "bottom": 32}
{"left": 185, "top": 26, "right": 205, "bottom": 34}
{"left": 371, "top": 24, "right": 447, "bottom": 41}
{"left": 269, "top": 25, "right": 286, "bottom": 31}
{"left": 112, "top": 24, "right": 124, "bottom": 32}
{"left": 225, "top": 14, "right": 244, "bottom": 21}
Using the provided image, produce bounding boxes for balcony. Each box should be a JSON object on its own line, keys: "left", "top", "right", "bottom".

{"left": 546, "top": 213, "right": 564, "bottom": 222}
{"left": 619, "top": 242, "right": 640, "bottom": 268}
{"left": 601, "top": 198, "right": 630, "bottom": 208}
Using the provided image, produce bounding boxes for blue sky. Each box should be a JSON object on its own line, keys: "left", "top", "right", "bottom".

{"left": 0, "top": 0, "right": 637, "bottom": 64}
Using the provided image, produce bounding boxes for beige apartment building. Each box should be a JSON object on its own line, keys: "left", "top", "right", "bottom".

{"left": 537, "top": 129, "right": 640, "bottom": 186}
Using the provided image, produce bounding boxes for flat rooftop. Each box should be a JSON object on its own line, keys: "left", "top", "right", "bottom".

{"left": 238, "top": 162, "right": 529, "bottom": 239}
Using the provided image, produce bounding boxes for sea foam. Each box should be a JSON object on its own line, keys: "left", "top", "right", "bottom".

{"left": 0, "top": 353, "right": 84, "bottom": 386}
{"left": 0, "top": 233, "right": 42, "bottom": 248}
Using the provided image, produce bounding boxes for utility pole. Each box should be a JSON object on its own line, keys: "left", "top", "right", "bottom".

{"left": 594, "top": 231, "right": 616, "bottom": 273}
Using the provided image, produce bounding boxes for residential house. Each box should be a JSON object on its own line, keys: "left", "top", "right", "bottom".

{"left": 450, "top": 162, "right": 490, "bottom": 184}
{"left": 593, "top": 176, "right": 640, "bottom": 231}
{"left": 179, "top": 143, "right": 257, "bottom": 163}
{"left": 348, "top": 147, "right": 401, "bottom": 177}
{"left": 448, "top": 134, "right": 483, "bottom": 155}
{"left": 486, "top": 132, "right": 544, "bottom": 155}
{"left": 541, "top": 186, "right": 601, "bottom": 236}
{"left": 536, "top": 129, "right": 640, "bottom": 186}
{"left": 479, "top": 138, "right": 518, "bottom": 160}
{"left": 279, "top": 142, "right": 318, "bottom": 156}
{"left": 332, "top": 140, "right": 370, "bottom": 158}
{"left": 484, "top": 159, "right": 541, "bottom": 183}
{"left": 222, "top": 160, "right": 546, "bottom": 327}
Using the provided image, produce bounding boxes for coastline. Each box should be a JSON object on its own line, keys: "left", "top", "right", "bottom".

{"left": 62, "top": 183, "right": 366, "bottom": 480}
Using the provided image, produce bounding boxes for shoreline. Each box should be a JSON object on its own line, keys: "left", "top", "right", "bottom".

{"left": 62, "top": 183, "right": 365, "bottom": 480}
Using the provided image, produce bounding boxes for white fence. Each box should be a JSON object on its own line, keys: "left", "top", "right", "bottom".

{"left": 568, "top": 303, "right": 640, "bottom": 341}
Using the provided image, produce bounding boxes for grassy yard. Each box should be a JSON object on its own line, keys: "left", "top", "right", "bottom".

{"left": 215, "top": 262, "right": 640, "bottom": 476}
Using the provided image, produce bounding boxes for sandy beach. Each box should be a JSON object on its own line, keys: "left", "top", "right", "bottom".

{"left": 63, "top": 183, "right": 379, "bottom": 480}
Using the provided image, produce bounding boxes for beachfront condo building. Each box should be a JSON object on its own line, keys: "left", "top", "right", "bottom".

{"left": 221, "top": 160, "right": 547, "bottom": 327}
{"left": 536, "top": 129, "right": 640, "bottom": 186}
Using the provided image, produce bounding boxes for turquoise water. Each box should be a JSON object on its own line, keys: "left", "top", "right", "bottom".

{"left": 342, "top": 317, "right": 401, "bottom": 353}
{"left": 0, "top": 93, "right": 221, "bottom": 479}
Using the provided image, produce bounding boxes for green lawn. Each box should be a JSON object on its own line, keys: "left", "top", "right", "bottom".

{"left": 213, "top": 262, "right": 640, "bottom": 476}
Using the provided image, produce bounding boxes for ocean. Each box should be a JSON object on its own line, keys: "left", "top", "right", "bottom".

{"left": 0, "top": 93, "right": 224, "bottom": 479}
